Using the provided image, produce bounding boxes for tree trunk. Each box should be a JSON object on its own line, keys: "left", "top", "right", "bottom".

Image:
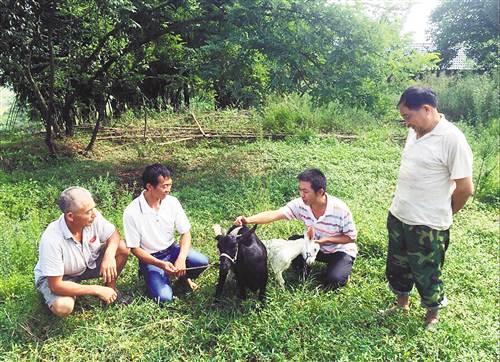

{"left": 63, "top": 93, "right": 76, "bottom": 136}
{"left": 183, "top": 83, "right": 190, "bottom": 108}
{"left": 44, "top": 119, "right": 57, "bottom": 156}
{"left": 85, "top": 96, "right": 105, "bottom": 152}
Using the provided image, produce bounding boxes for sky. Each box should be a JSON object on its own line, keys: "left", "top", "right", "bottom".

{"left": 331, "top": 0, "right": 442, "bottom": 43}
{"left": 401, "top": 0, "right": 441, "bottom": 43}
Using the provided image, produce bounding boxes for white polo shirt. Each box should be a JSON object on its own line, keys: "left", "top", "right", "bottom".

{"left": 390, "top": 116, "right": 473, "bottom": 230}
{"left": 34, "top": 210, "right": 116, "bottom": 284}
{"left": 280, "top": 194, "right": 358, "bottom": 258}
{"left": 123, "top": 192, "right": 191, "bottom": 254}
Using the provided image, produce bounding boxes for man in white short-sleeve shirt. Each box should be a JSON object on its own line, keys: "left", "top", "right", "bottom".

{"left": 34, "top": 187, "right": 130, "bottom": 317}
{"left": 384, "top": 86, "right": 474, "bottom": 329}
{"left": 235, "top": 168, "right": 357, "bottom": 290}
{"left": 123, "top": 164, "right": 209, "bottom": 303}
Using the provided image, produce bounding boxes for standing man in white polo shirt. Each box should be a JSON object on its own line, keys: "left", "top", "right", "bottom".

{"left": 384, "top": 86, "right": 474, "bottom": 329}
{"left": 123, "top": 164, "right": 209, "bottom": 303}
{"left": 34, "top": 187, "right": 130, "bottom": 317}
{"left": 235, "top": 168, "right": 357, "bottom": 290}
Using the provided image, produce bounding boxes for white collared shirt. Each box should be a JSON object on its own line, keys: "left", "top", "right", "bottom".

{"left": 390, "top": 116, "right": 473, "bottom": 230}
{"left": 34, "top": 210, "right": 116, "bottom": 283}
{"left": 280, "top": 194, "right": 358, "bottom": 258}
{"left": 123, "top": 192, "right": 191, "bottom": 254}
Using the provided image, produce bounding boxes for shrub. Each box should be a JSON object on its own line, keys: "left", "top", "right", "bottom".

{"left": 418, "top": 73, "right": 499, "bottom": 126}
{"left": 316, "top": 100, "right": 378, "bottom": 134}
{"left": 261, "top": 94, "right": 387, "bottom": 135}
{"left": 467, "top": 119, "right": 499, "bottom": 203}
{"left": 261, "top": 93, "right": 320, "bottom": 134}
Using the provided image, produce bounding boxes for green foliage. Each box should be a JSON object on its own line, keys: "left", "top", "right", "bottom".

{"left": 0, "top": 116, "right": 497, "bottom": 360}
{"left": 461, "top": 120, "right": 499, "bottom": 204}
{"left": 417, "top": 73, "right": 500, "bottom": 125}
{"left": 261, "top": 93, "right": 320, "bottom": 134}
{"left": 0, "top": 0, "right": 439, "bottom": 154}
{"left": 261, "top": 93, "right": 384, "bottom": 135}
{"left": 430, "top": 0, "right": 499, "bottom": 71}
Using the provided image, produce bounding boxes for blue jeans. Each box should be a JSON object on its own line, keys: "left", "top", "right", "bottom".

{"left": 140, "top": 244, "right": 209, "bottom": 303}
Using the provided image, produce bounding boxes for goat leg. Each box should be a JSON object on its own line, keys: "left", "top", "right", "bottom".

{"left": 258, "top": 285, "right": 266, "bottom": 304}
{"left": 276, "top": 270, "right": 286, "bottom": 289}
{"left": 215, "top": 269, "right": 229, "bottom": 301}
{"left": 237, "top": 282, "right": 247, "bottom": 300}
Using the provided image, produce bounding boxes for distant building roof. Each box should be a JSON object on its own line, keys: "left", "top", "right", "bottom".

{"left": 410, "top": 42, "right": 475, "bottom": 70}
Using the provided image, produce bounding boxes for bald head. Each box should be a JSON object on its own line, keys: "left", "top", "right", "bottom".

{"left": 58, "top": 187, "right": 94, "bottom": 213}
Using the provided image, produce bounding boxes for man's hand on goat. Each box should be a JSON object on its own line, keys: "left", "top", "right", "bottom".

{"left": 314, "top": 237, "right": 328, "bottom": 244}
{"left": 234, "top": 215, "right": 248, "bottom": 226}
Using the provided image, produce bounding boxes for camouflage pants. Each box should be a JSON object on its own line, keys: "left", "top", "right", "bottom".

{"left": 386, "top": 212, "right": 450, "bottom": 309}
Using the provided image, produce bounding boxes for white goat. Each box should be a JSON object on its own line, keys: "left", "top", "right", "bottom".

{"left": 262, "top": 228, "right": 320, "bottom": 288}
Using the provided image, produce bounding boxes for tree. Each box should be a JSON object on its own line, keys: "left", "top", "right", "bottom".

{"left": 0, "top": 0, "right": 222, "bottom": 154}
{"left": 430, "top": 0, "right": 499, "bottom": 71}
{"left": 1, "top": 0, "right": 439, "bottom": 154}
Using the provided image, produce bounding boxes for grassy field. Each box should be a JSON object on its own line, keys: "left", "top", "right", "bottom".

{"left": 0, "top": 115, "right": 498, "bottom": 361}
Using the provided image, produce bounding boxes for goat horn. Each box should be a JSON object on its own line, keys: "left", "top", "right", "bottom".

{"left": 212, "top": 224, "right": 223, "bottom": 236}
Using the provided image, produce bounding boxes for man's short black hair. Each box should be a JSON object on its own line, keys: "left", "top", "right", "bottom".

{"left": 297, "top": 168, "right": 327, "bottom": 193}
{"left": 142, "top": 163, "right": 171, "bottom": 189}
{"left": 398, "top": 86, "right": 438, "bottom": 110}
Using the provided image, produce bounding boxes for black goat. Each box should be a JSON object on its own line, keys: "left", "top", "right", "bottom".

{"left": 214, "top": 224, "right": 268, "bottom": 302}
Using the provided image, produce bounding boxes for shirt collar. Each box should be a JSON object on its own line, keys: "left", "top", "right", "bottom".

{"left": 429, "top": 114, "right": 449, "bottom": 136}
{"left": 139, "top": 191, "right": 158, "bottom": 215}
{"left": 58, "top": 214, "right": 78, "bottom": 242}
{"left": 305, "top": 193, "right": 331, "bottom": 220}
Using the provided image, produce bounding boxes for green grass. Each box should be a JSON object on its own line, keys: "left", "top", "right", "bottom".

{"left": 0, "top": 118, "right": 497, "bottom": 361}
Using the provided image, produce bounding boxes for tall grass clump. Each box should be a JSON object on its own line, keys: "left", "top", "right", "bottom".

{"left": 261, "top": 93, "right": 320, "bottom": 134}
{"left": 418, "top": 73, "right": 499, "bottom": 125}
{"left": 461, "top": 119, "right": 499, "bottom": 204}
{"left": 316, "top": 100, "right": 379, "bottom": 133}
{"left": 261, "top": 93, "right": 386, "bottom": 136}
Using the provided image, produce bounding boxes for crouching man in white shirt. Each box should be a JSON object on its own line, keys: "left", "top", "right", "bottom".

{"left": 34, "top": 187, "right": 130, "bottom": 317}
{"left": 123, "top": 164, "right": 209, "bottom": 303}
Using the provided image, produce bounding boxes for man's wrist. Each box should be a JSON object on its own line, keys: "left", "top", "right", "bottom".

{"left": 176, "top": 255, "right": 187, "bottom": 264}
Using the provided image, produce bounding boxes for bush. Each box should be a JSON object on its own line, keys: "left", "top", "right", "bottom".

{"left": 316, "top": 100, "right": 378, "bottom": 134}
{"left": 465, "top": 119, "right": 499, "bottom": 203}
{"left": 261, "top": 93, "right": 320, "bottom": 134}
{"left": 261, "top": 94, "right": 385, "bottom": 135}
{"left": 418, "top": 73, "right": 499, "bottom": 126}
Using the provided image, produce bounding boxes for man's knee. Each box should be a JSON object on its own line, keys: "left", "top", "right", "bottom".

{"left": 325, "top": 273, "right": 349, "bottom": 290}
{"left": 150, "top": 285, "right": 174, "bottom": 303}
{"left": 50, "top": 297, "right": 75, "bottom": 317}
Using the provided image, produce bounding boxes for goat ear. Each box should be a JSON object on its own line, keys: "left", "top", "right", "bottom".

{"left": 306, "top": 226, "right": 314, "bottom": 240}
{"left": 240, "top": 224, "right": 257, "bottom": 238}
{"left": 213, "top": 224, "right": 224, "bottom": 236}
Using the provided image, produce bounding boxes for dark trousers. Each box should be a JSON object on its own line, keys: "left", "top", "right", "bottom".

{"left": 290, "top": 238, "right": 354, "bottom": 290}
{"left": 316, "top": 251, "right": 355, "bottom": 290}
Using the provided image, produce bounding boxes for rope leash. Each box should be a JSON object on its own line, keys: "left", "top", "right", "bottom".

{"left": 180, "top": 262, "right": 219, "bottom": 271}
{"left": 178, "top": 245, "right": 238, "bottom": 271}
